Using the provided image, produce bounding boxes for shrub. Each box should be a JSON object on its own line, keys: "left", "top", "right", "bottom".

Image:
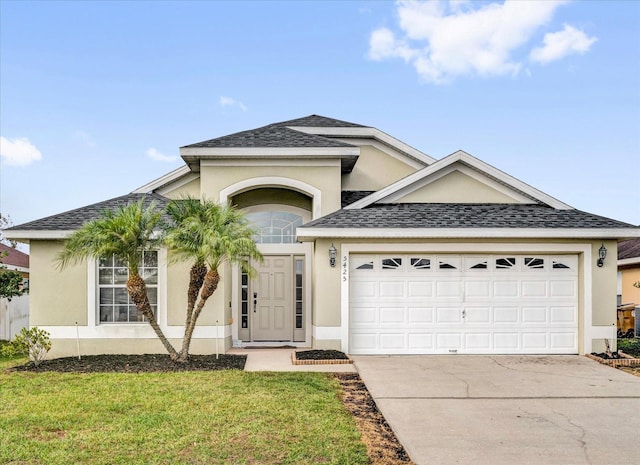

{"left": 1, "top": 327, "right": 51, "bottom": 365}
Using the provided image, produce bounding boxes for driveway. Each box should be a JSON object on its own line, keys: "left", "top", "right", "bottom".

{"left": 353, "top": 355, "right": 640, "bottom": 465}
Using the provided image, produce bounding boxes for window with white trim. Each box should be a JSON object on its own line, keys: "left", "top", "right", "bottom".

{"left": 98, "top": 251, "right": 158, "bottom": 323}
{"left": 245, "top": 211, "right": 304, "bottom": 244}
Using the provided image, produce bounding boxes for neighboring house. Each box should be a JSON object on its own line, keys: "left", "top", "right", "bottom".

{"left": 618, "top": 238, "right": 640, "bottom": 304}
{"left": 0, "top": 244, "right": 30, "bottom": 340}
{"left": 5, "top": 115, "right": 640, "bottom": 357}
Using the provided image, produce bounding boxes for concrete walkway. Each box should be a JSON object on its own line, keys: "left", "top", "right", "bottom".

{"left": 353, "top": 355, "right": 640, "bottom": 465}
{"left": 228, "top": 347, "right": 356, "bottom": 372}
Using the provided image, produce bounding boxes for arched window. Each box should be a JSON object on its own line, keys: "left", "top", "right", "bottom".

{"left": 245, "top": 211, "right": 304, "bottom": 244}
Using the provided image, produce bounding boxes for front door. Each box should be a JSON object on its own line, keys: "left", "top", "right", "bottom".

{"left": 252, "top": 255, "right": 293, "bottom": 341}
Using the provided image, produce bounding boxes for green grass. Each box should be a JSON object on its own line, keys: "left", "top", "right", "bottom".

{"left": 0, "top": 340, "right": 28, "bottom": 370}
{"left": 618, "top": 338, "right": 640, "bottom": 357}
{"left": 0, "top": 368, "right": 368, "bottom": 465}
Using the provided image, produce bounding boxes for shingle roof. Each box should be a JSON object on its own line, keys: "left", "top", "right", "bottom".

{"left": 619, "top": 238, "right": 640, "bottom": 260}
{"left": 7, "top": 193, "right": 171, "bottom": 231}
{"left": 300, "top": 203, "right": 638, "bottom": 229}
{"left": 0, "top": 243, "right": 29, "bottom": 268}
{"left": 341, "top": 191, "right": 376, "bottom": 208}
{"left": 183, "top": 115, "right": 363, "bottom": 149}
{"left": 271, "top": 114, "right": 367, "bottom": 128}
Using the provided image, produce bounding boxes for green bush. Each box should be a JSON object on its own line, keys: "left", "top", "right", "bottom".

{"left": 0, "top": 327, "right": 51, "bottom": 365}
{"left": 618, "top": 338, "right": 640, "bottom": 357}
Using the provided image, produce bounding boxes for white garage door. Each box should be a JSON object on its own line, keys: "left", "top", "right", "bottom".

{"left": 349, "top": 254, "right": 578, "bottom": 355}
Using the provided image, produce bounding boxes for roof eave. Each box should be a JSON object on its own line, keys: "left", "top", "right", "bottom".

{"left": 295, "top": 227, "right": 640, "bottom": 241}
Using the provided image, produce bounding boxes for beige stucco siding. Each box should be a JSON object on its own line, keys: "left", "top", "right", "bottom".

{"left": 342, "top": 145, "right": 417, "bottom": 191}
{"left": 166, "top": 254, "right": 228, "bottom": 327}
{"left": 159, "top": 176, "right": 201, "bottom": 199}
{"left": 200, "top": 164, "right": 341, "bottom": 216}
{"left": 591, "top": 241, "right": 618, "bottom": 326}
{"left": 30, "top": 241, "right": 87, "bottom": 326}
{"left": 313, "top": 238, "right": 342, "bottom": 327}
{"left": 397, "top": 170, "right": 522, "bottom": 203}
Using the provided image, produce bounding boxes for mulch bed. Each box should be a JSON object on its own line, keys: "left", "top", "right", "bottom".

{"left": 9, "top": 354, "right": 246, "bottom": 373}
{"left": 295, "top": 349, "right": 350, "bottom": 360}
{"left": 335, "top": 373, "right": 415, "bottom": 465}
{"left": 8, "top": 354, "right": 414, "bottom": 465}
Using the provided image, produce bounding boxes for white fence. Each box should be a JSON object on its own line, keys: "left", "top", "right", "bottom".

{"left": 0, "top": 294, "right": 29, "bottom": 340}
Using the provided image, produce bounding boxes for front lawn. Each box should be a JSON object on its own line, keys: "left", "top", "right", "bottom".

{"left": 0, "top": 367, "right": 368, "bottom": 464}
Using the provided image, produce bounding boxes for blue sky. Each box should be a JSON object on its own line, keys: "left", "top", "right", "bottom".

{"left": 1, "top": 0, "right": 639, "bottom": 233}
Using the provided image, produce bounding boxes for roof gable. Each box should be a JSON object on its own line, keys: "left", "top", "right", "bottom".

{"left": 346, "top": 150, "right": 571, "bottom": 210}
{"left": 183, "top": 125, "right": 356, "bottom": 149}
{"left": 0, "top": 243, "right": 29, "bottom": 269}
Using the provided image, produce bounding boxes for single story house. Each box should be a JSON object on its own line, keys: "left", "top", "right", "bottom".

{"left": 5, "top": 115, "right": 640, "bottom": 357}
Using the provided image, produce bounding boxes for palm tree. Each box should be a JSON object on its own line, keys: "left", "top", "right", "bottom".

{"left": 165, "top": 197, "right": 262, "bottom": 362}
{"left": 57, "top": 199, "right": 179, "bottom": 359}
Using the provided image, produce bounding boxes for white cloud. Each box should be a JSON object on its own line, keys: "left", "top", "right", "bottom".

{"left": 530, "top": 24, "right": 597, "bottom": 64}
{"left": 0, "top": 137, "right": 43, "bottom": 166}
{"left": 368, "top": 0, "right": 592, "bottom": 83}
{"left": 219, "top": 96, "right": 248, "bottom": 112}
{"left": 145, "top": 148, "right": 178, "bottom": 163}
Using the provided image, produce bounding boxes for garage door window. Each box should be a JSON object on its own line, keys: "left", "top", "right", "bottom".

{"left": 382, "top": 258, "right": 402, "bottom": 269}
{"left": 411, "top": 258, "right": 431, "bottom": 269}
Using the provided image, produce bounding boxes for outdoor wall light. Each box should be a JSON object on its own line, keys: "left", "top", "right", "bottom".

{"left": 329, "top": 243, "right": 337, "bottom": 268}
{"left": 597, "top": 243, "right": 607, "bottom": 267}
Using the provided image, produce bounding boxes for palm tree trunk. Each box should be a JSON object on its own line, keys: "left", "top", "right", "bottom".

{"left": 179, "top": 262, "right": 207, "bottom": 357}
{"left": 178, "top": 268, "right": 220, "bottom": 362}
{"left": 127, "top": 274, "right": 179, "bottom": 360}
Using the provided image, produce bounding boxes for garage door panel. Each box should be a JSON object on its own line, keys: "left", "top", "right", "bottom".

{"left": 379, "top": 307, "right": 405, "bottom": 324}
{"left": 408, "top": 333, "right": 433, "bottom": 349}
{"left": 522, "top": 332, "right": 548, "bottom": 349}
{"left": 436, "top": 281, "right": 461, "bottom": 297}
{"left": 379, "top": 333, "right": 405, "bottom": 349}
{"left": 350, "top": 253, "right": 578, "bottom": 355}
{"left": 494, "top": 306, "right": 519, "bottom": 323}
{"left": 550, "top": 281, "right": 576, "bottom": 297}
{"left": 494, "top": 332, "right": 519, "bottom": 350}
{"left": 408, "top": 307, "right": 434, "bottom": 323}
{"left": 408, "top": 281, "right": 433, "bottom": 297}
{"left": 465, "top": 281, "right": 491, "bottom": 298}
{"left": 522, "top": 306, "right": 547, "bottom": 323}
{"left": 550, "top": 306, "right": 577, "bottom": 323}
{"left": 550, "top": 332, "right": 577, "bottom": 349}
{"left": 436, "top": 333, "right": 462, "bottom": 350}
{"left": 465, "top": 333, "right": 491, "bottom": 350}
{"left": 350, "top": 332, "right": 377, "bottom": 351}
{"left": 436, "top": 307, "right": 462, "bottom": 323}
{"left": 352, "top": 281, "right": 376, "bottom": 298}
{"left": 521, "top": 281, "right": 547, "bottom": 297}
{"left": 379, "top": 281, "right": 405, "bottom": 298}
{"left": 351, "top": 306, "right": 377, "bottom": 325}
{"left": 465, "top": 306, "right": 491, "bottom": 323}
{"left": 493, "top": 281, "right": 519, "bottom": 297}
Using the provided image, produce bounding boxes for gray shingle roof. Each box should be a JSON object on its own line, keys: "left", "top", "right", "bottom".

{"left": 8, "top": 193, "right": 171, "bottom": 231}
{"left": 183, "top": 115, "right": 364, "bottom": 149}
{"left": 341, "top": 191, "right": 376, "bottom": 208}
{"left": 271, "top": 114, "right": 367, "bottom": 128}
{"left": 301, "top": 203, "right": 639, "bottom": 229}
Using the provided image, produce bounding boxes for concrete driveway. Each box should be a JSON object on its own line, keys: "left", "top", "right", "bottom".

{"left": 353, "top": 355, "right": 640, "bottom": 465}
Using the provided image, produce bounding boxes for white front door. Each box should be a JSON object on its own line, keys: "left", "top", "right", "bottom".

{"left": 252, "top": 255, "right": 293, "bottom": 341}
{"left": 349, "top": 254, "right": 579, "bottom": 355}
